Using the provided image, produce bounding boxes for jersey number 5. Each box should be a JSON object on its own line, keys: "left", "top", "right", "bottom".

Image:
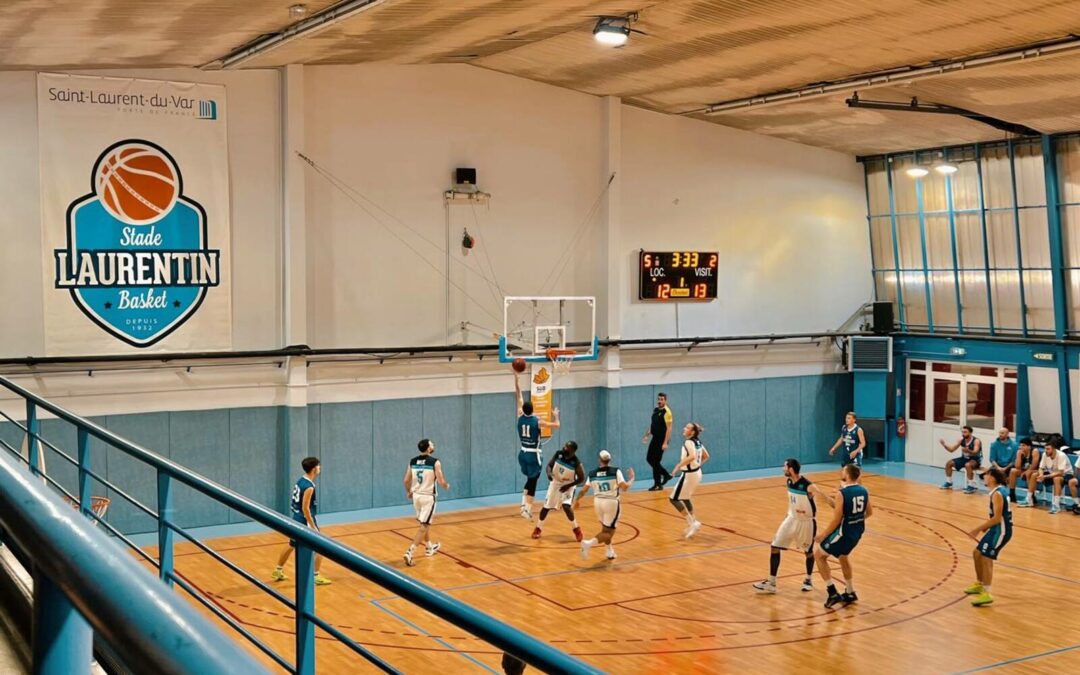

{"left": 852, "top": 495, "right": 866, "bottom": 513}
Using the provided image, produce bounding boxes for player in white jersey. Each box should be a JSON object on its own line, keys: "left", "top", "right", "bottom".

{"left": 532, "top": 441, "right": 587, "bottom": 541}
{"left": 753, "top": 458, "right": 834, "bottom": 594}
{"left": 669, "top": 423, "right": 710, "bottom": 539}
{"left": 402, "top": 438, "right": 450, "bottom": 566}
{"left": 574, "top": 450, "right": 635, "bottom": 561}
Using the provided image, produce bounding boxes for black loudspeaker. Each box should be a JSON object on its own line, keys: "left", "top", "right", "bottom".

{"left": 872, "top": 301, "right": 894, "bottom": 335}
{"left": 454, "top": 167, "right": 477, "bottom": 186}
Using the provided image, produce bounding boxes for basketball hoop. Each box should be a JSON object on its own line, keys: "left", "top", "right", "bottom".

{"left": 546, "top": 348, "right": 577, "bottom": 376}
{"left": 63, "top": 495, "right": 111, "bottom": 524}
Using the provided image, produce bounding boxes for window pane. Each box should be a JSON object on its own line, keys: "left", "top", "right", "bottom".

{"left": 921, "top": 171, "right": 948, "bottom": 212}
{"left": 1013, "top": 141, "right": 1046, "bottom": 207}
{"left": 866, "top": 161, "right": 891, "bottom": 217}
{"left": 910, "top": 360, "right": 927, "bottom": 371}
{"left": 990, "top": 271, "right": 1022, "bottom": 332}
{"left": 874, "top": 272, "right": 897, "bottom": 305}
{"left": 925, "top": 215, "right": 952, "bottom": 269}
{"left": 1019, "top": 209, "right": 1050, "bottom": 269}
{"left": 891, "top": 157, "right": 919, "bottom": 213}
{"left": 954, "top": 213, "right": 986, "bottom": 269}
{"left": 959, "top": 271, "right": 990, "bottom": 331}
{"left": 985, "top": 211, "right": 1018, "bottom": 268}
{"left": 980, "top": 146, "right": 1014, "bottom": 210}
{"left": 966, "top": 381, "right": 996, "bottom": 430}
{"left": 900, "top": 271, "right": 929, "bottom": 328}
{"left": 950, "top": 162, "right": 982, "bottom": 211}
{"left": 1061, "top": 205, "right": 1080, "bottom": 268}
{"left": 897, "top": 216, "right": 923, "bottom": 269}
{"left": 1056, "top": 136, "right": 1080, "bottom": 204}
{"left": 1068, "top": 270, "right": 1080, "bottom": 335}
{"left": 909, "top": 373, "right": 926, "bottom": 421}
{"left": 929, "top": 271, "right": 958, "bottom": 330}
{"left": 933, "top": 380, "right": 962, "bottom": 424}
{"left": 870, "top": 218, "right": 895, "bottom": 270}
{"left": 933, "top": 363, "right": 953, "bottom": 372}
{"left": 1022, "top": 270, "right": 1054, "bottom": 334}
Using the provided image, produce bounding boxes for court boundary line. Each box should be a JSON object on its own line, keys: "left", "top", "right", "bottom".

{"left": 953, "top": 642, "right": 1080, "bottom": 673}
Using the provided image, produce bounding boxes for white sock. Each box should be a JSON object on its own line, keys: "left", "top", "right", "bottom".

{"left": 1053, "top": 495, "right": 1061, "bottom": 507}
{"left": 685, "top": 513, "right": 695, "bottom": 525}
{"left": 571, "top": 519, "right": 579, "bottom": 528}
{"left": 606, "top": 545, "right": 615, "bottom": 554}
{"left": 767, "top": 575, "right": 777, "bottom": 584}
{"left": 845, "top": 579, "right": 855, "bottom": 594}
{"left": 274, "top": 565, "right": 283, "bottom": 571}
{"left": 521, "top": 494, "right": 527, "bottom": 506}
{"left": 583, "top": 538, "right": 597, "bottom": 546}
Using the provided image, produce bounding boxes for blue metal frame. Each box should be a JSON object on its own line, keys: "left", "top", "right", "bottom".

{"left": 914, "top": 176, "right": 935, "bottom": 331}
{"left": 886, "top": 159, "right": 907, "bottom": 328}
{"left": 498, "top": 335, "right": 601, "bottom": 363}
{"left": 0, "top": 376, "right": 600, "bottom": 675}
{"left": 1041, "top": 135, "right": 1069, "bottom": 340}
{"left": 1006, "top": 140, "right": 1029, "bottom": 336}
{"left": 944, "top": 169, "right": 963, "bottom": 332}
{"left": 0, "top": 449, "right": 269, "bottom": 675}
{"left": 974, "top": 143, "right": 996, "bottom": 335}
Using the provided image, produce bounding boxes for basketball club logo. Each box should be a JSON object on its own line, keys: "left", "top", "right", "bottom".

{"left": 54, "top": 139, "right": 221, "bottom": 347}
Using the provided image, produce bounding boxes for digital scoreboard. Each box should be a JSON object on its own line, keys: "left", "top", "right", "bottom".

{"left": 638, "top": 250, "right": 718, "bottom": 301}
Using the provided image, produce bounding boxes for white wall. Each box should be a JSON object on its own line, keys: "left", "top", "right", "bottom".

{"left": 619, "top": 106, "right": 870, "bottom": 339}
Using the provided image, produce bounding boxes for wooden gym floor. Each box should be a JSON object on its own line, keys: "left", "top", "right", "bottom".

{"left": 146, "top": 471, "right": 1080, "bottom": 674}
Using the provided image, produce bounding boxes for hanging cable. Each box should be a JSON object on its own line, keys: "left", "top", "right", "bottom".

{"left": 538, "top": 173, "right": 616, "bottom": 294}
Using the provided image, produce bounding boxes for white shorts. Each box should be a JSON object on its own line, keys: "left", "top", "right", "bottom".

{"left": 771, "top": 516, "right": 815, "bottom": 552}
{"left": 543, "top": 480, "right": 574, "bottom": 510}
{"left": 670, "top": 469, "right": 701, "bottom": 500}
{"left": 413, "top": 494, "right": 436, "bottom": 524}
{"left": 594, "top": 498, "right": 621, "bottom": 529}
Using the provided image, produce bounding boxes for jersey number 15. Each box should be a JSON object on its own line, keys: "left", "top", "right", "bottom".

{"left": 852, "top": 495, "right": 866, "bottom": 513}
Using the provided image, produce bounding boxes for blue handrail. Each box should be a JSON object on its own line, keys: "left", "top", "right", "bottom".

{"left": 0, "top": 449, "right": 269, "bottom": 675}
{"left": 0, "top": 375, "right": 601, "bottom": 675}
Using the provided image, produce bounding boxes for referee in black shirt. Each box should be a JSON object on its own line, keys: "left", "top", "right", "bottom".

{"left": 642, "top": 392, "right": 674, "bottom": 491}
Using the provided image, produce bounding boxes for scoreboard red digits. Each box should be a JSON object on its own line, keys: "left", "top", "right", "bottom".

{"left": 638, "top": 250, "right": 718, "bottom": 301}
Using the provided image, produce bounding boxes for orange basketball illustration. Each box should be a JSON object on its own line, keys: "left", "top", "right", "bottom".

{"left": 95, "top": 142, "right": 179, "bottom": 223}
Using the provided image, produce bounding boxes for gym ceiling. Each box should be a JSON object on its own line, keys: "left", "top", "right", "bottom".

{"left": 4, "top": 0, "right": 1080, "bottom": 155}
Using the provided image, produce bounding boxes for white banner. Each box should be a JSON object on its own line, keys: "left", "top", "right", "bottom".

{"left": 38, "top": 73, "right": 232, "bottom": 355}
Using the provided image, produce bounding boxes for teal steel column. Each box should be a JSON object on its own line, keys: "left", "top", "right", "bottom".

{"left": 76, "top": 428, "right": 91, "bottom": 517}
{"left": 1055, "top": 348, "right": 1073, "bottom": 441}
{"left": 1007, "top": 139, "right": 1029, "bottom": 336}
{"left": 33, "top": 569, "right": 92, "bottom": 675}
{"left": 1041, "top": 135, "right": 1068, "bottom": 339}
{"left": 157, "top": 472, "right": 175, "bottom": 588}
{"left": 295, "top": 546, "right": 316, "bottom": 675}
{"left": 915, "top": 176, "right": 935, "bottom": 331}
{"left": 886, "top": 158, "right": 907, "bottom": 328}
{"left": 1015, "top": 365, "right": 1031, "bottom": 436}
{"left": 26, "top": 400, "right": 40, "bottom": 475}
{"left": 945, "top": 170, "right": 964, "bottom": 332}
{"left": 974, "top": 144, "right": 996, "bottom": 334}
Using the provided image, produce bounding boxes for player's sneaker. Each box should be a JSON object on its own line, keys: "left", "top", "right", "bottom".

{"left": 404, "top": 549, "right": 415, "bottom": 566}
{"left": 940, "top": 482, "right": 953, "bottom": 490}
{"left": 1071, "top": 504, "right": 1080, "bottom": 515}
{"left": 963, "top": 582, "right": 984, "bottom": 595}
{"left": 573, "top": 527, "right": 584, "bottom": 542}
{"left": 313, "top": 574, "right": 332, "bottom": 586}
{"left": 685, "top": 520, "right": 701, "bottom": 539}
{"left": 605, "top": 549, "right": 617, "bottom": 561}
{"left": 425, "top": 542, "right": 441, "bottom": 557}
{"left": 752, "top": 580, "right": 777, "bottom": 594}
{"left": 1049, "top": 505, "right": 1061, "bottom": 514}
{"left": 971, "top": 592, "right": 994, "bottom": 607}
{"left": 531, "top": 527, "right": 542, "bottom": 539}
{"left": 519, "top": 504, "right": 532, "bottom": 520}
{"left": 1016, "top": 498, "right": 1033, "bottom": 508}
{"left": 824, "top": 590, "right": 844, "bottom": 609}
{"left": 271, "top": 568, "right": 287, "bottom": 582}
{"left": 840, "top": 592, "right": 858, "bottom": 606}
{"left": 648, "top": 485, "right": 661, "bottom": 491}
{"left": 801, "top": 579, "right": 814, "bottom": 592}
{"left": 580, "top": 540, "right": 593, "bottom": 560}
{"left": 963, "top": 485, "right": 978, "bottom": 494}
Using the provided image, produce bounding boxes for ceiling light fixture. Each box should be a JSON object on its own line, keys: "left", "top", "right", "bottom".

{"left": 593, "top": 17, "right": 631, "bottom": 46}
{"left": 906, "top": 167, "right": 929, "bottom": 178}
{"left": 934, "top": 161, "right": 958, "bottom": 175}
{"left": 289, "top": 4, "right": 308, "bottom": 18}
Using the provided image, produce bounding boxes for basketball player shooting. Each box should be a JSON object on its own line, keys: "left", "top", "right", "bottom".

{"left": 514, "top": 366, "right": 560, "bottom": 520}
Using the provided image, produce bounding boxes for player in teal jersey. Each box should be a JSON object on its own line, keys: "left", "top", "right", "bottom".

{"left": 815, "top": 463, "right": 871, "bottom": 609}
{"left": 272, "top": 457, "right": 332, "bottom": 585}
{"left": 515, "top": 372, "right": 560, "bottom": 520}
{"left": 828, "top": 412, "right": 866, "bottom": 466}
{"left": 965, "top": 467, "right": 1012, "bottom": 606}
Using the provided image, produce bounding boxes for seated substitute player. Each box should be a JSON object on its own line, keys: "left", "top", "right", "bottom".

{"left": 272, "top": 457, "right": 332, "bottom": 585}
{"left": 402, "top": 438, "right": 450, "bottom": 567}
{"left": 1010, "top": 438, "right": 1040, "bottom": 506}
{"left": 964, "top": 467, "right": 1012, "bottom": 607}
{"left": 828, "top": 412, "right": 865, "bottom": 466}
{"left": 939, "top": 425, "right": 982, "bottom": 494}
{"left": 532, "top": 441, "right": 586, "bottom": 541}
{"left": 1037, "top": 437, "right": 1074, "bottom": 514}
{"left": 815, "top": 463, "right": 871, "bottom": 609}
{"left": 984, "top": 427, "right": 1017, "bottom": 479}
{"left": 514, "top": 371, "right": 560, "bottom": 520}
{"left": 753, "top": 458, "right": 835, "bottom": 594}
{"left": 669, "top": 422, "right": 710, "bottom": 539}
{"left": 1070, "top": 452, "right": 1080, "bottom": 515}
{"left": 575, "top": 450, "right": 634, "bottom": 561}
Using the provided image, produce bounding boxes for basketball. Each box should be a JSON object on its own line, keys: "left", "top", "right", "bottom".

{"left": 512, "top": 357, "right": 527, "bottom": 373}
{"left": 95, "top": 142, "right": 180, "bottom": 224}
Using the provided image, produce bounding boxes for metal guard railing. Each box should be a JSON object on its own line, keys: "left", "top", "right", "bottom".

{"left": 0, "top": 375, "right": 600, "bottom": 675}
